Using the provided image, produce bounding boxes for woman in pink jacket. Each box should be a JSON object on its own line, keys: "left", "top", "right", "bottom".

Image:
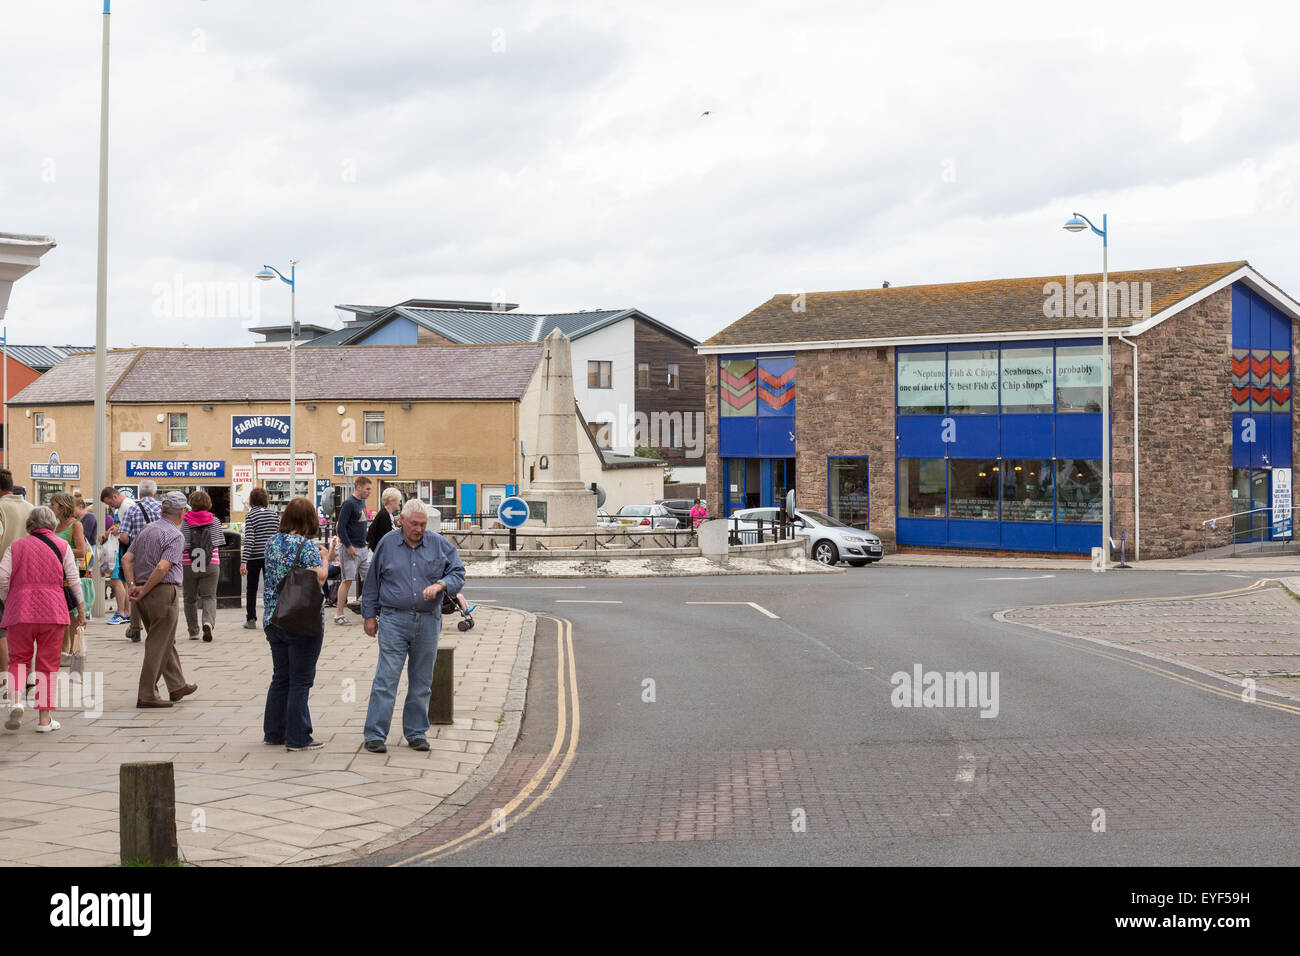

{"left": 0, "top": 506, "right": 85, "bottom": 733}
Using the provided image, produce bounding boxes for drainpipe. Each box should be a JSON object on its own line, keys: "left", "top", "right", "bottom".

{"left": 1116, "top": 331, "right": 1139, "bottom": 560}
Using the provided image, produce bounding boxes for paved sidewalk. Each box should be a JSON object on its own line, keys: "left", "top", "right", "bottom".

{"left": 1003, "top": 584, "right": 1300, "bottom": 702}
{"left": 0, "top": 602, "right": 532, "bottom": 866}
{"left": 886, "top": 552, "right": 1300, "bottom": 573}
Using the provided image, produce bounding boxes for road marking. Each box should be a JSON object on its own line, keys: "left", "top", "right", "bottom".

{"left": 978, "top": 574, "right": 1056, "bottom": 581}
{"left": 686, "top": 601, "right": 780, "bottom": 619}
{"left": 1177, "top": 572, "right": 1249, "bottom": 578}
{"left": 1012, "top": 578, "right": 1270, "bottom": 610}
{"left": 390, "top": 615, "right": 579, "bottom": 866}
{"left": 555, "top": 600, "right": 622, "bottom": 604}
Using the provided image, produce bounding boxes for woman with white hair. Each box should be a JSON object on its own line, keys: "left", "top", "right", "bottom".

{"left": 0, "top": 506, "right": 84, "bottom": 733}
{"left": 365, "top": 487, "right": 404, "bottom": 552}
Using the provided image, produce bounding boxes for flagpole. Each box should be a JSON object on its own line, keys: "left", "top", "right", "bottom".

{"left": 91, "top": 0, "right": 111, "bottom": 618}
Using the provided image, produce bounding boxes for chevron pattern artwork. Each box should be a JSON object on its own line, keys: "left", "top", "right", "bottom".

{"left": 757, "top": 356, "right": 796, "bottom": 415}
{"left": 1233, "top": 348, "right": 1291, "bottom": 412}
{"left": 720, "top": 359, "right": 757, "bottom": 417}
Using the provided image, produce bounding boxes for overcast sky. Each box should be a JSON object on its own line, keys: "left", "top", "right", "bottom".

{"left": 3, "top": 0, "right": 1298, "bottom": 348}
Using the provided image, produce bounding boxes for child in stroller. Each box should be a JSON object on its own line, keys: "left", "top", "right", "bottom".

{"left": 440, "top": 591, "right": 478, "bottom": 631}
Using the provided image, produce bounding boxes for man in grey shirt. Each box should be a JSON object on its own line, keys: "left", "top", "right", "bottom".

{"left": 122, "top": 491, "right": 197, "bottom": 708}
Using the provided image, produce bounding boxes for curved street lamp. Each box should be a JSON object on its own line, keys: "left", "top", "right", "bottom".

{"left": 255, "top": 261, "right": 298, "bottom": 498}
{"left": 1062, "top": 212, "right": 1109, "bottom": 569}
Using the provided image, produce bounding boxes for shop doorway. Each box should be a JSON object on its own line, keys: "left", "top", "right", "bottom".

{"left": 161, "top": 484, "right": 232, "bottom": 522}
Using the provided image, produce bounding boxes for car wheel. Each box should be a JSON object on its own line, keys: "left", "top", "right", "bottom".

{"left": 847, "top": 559, "right": 868, "bottom": 567}
{"left": 812, "top": 540, "right": 839, "bottom": 565}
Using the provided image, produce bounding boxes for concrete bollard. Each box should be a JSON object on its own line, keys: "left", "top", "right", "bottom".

{"left": 429, "top": 645, "right": 454, "bottom": 725}
{"left": 119, "top": 761, "right": 178, "bottom": 865}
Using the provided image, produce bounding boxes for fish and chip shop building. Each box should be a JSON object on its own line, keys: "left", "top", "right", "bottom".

{"left": 701, "top": 261, "right": 1300, "bottom": 558}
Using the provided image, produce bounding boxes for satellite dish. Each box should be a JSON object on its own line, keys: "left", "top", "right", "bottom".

{"left": 591, "top": 483, "right": 607, "bottom": 508}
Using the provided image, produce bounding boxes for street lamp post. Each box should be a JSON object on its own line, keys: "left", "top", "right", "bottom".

{"left": 255, "top": 262, "right": 298, "bottom": 499}
{"left": 1063, "top": 212, "right": 1109, "bottom": 570}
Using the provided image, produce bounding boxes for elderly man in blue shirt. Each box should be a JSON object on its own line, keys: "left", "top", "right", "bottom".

{"left": 361, "top": 498, "right": 465, "bottom": 753}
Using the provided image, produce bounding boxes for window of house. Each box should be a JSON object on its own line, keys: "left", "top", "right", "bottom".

{"left": 637, "top": 362, "right": 649, "bottom": 389}
{"left": 587, "top": 420, "right": 611, "bottom": 449}
{"left": 33, "top": 413, "right": 45, "bottom": 444}
{"left": 898, "top": 458, "right": 947, "bottom": 517}
{"left": 1056, "top": 459, "right": 1103, "bottom": 522}
{"left": 667, "top": 363, "right": 680, "bottom": 390}
{"left": 168, "top": 412, "right": 188, "bottom": 445}
{"left": 1000, "top": 347, "right": 1054, "bottom": 414}
{"left": 587, "top": 361, "right": 612, "bottom": 389}
{"left": 827, "top": 457, "right": 869, "bottom": 527}
{"left": 364, "top": 410, "right": 385, "bottom": 444}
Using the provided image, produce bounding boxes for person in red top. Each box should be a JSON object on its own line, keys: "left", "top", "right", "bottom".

{"left": 0, "top": 506, "right": 85, "bottom": 732}
{"left": 689, "top": 498, "right": 708, "bottom": 529}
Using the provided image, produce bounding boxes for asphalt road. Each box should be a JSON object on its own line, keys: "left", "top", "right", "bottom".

{"left": 368, "top": 566, "right": 1300, "bottom": 866}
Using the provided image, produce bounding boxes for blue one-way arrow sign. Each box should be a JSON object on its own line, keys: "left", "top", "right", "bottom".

{"left": 498, "top": 496, "right": 530, "bottom": 528}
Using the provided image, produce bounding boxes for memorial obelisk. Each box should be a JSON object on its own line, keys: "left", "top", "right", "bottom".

{"left": 529, "top": 329, "right": 596, "bottom": 528}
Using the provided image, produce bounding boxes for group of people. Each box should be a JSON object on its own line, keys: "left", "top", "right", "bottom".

{"left": 0, "top": 469, "right": 470, "bottom": 755}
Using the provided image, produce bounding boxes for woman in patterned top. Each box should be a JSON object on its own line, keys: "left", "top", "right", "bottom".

{"left": 261, "top": 497, "right": 337, "bottom": 752}
{"left": 239, "top": 487, "right": 279, "bottom": 630}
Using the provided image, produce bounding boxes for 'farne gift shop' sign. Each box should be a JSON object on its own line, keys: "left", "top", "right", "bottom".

{"left": 126, "top": 460, "right": 226, "bottom": 479}
{"left": 231, "top": 414, "right": 291, "bottom": 449}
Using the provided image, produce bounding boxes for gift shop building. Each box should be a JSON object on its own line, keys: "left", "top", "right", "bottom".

{"left": 701, "top": 261, "right": 1300, "bottom": 558}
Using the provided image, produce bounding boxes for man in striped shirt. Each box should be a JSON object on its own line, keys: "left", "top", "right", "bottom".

{"left": 239, "top": 488, "right": 279, "bottom": 629}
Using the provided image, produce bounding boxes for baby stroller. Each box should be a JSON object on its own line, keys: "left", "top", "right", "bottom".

{"left": 440, "top": 591, "right": 477, "bottom": 631}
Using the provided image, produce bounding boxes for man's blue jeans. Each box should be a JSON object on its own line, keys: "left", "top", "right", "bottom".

{"left": 364, "top": 608, "right": 441, "bottom": 743}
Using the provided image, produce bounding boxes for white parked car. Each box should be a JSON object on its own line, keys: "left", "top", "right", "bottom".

{"left": 612, "top": 504, "right": 678, "bottom": 529}
{"left": 728, "top": 507, "right": 884, "bottom": 566}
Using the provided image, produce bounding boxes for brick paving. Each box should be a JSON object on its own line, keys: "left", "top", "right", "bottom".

{"left": 0, "top": 602, "right": 531, "bottom": 866}
{"left": 1005, "top": 585, "right": 1300, "bottom": 700}
{"left": 368, "top": 738, "right": 1300, "bottom": 857}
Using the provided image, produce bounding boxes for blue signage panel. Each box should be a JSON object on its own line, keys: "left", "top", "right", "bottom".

{"left": 231, "top": 414, "right": 291, "bottom": 449}
{"left": 332, "top": 456, "right": 397, "bottom": 476}
{"left": 315, "top": 478, "right": 332, "bottom": 507}
{"left": 125, "top": 459, "right": 226, "bottom": 479}
{"left": 498, "top": 496, "right": 530, "bottom": 528}
{"left": 30, "top": 452, "right": 80, "bottom": 480}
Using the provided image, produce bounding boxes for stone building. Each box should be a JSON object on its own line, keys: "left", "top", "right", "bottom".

{"left": 699, "top": 261, "right": 1300, "bottom": 559}
{"left": 7, "top": 342, "right": 662, "bottom": 525}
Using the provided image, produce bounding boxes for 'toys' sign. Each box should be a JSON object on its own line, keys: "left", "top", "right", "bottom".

{"left": 498, "top": 496, "right": 529, "bottom": 528}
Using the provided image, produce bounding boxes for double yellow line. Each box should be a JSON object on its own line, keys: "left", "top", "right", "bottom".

{"left": 390, "top": 615, "right": 579, "bottom": 866}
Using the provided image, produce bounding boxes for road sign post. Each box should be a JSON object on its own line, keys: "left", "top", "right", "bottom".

{"left": 498, "top": 495, "right": 529, "bottom": 552}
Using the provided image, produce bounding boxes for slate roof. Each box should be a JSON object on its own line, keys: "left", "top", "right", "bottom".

{"left": 305, "top": 304, "right": 700, "bottom": 348}
{"left": 4, "top": 345, "right": 93, "bottom": 372}
{"left": 702, "top": 261, "right": 1253, "bottom": 348}
{"left": 9, "top": 344, "right": 542, "bottom": 405}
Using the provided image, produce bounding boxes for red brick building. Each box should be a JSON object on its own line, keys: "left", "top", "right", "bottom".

{"left": 700, "top": 261, "right": 1300, "bottom": 560}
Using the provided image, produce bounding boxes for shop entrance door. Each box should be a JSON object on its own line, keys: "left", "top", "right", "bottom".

{"left": 1232, "top": 468, "right": 1271, "bottom": 541}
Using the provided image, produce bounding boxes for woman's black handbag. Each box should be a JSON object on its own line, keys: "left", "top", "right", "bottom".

{"left": 271, "top": 538, "right": 324, "bottom": 637}
{"left": 34, "top": 532, "right": 81, "bottom": 614}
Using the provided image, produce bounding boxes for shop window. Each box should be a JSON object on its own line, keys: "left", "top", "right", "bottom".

{"left": 35, "top": 481, "right": 63, "bottom": 507}
{"left": 1001, "top": 459, "right": 1054, "bottom": 521}
{"left": 757, "top": 356, "right": 795, "bottom": 416}
{"left": 828, "top": 457, "right": 869, "bottom": 527}
{"left": 667, "top": 363, "right": 680, "bottom": 390}
{"left": 1231, "top": 349, "right": 1250, "bottom": 413}
{"left": 587, "top": 361, "right": 612, "bottom": 389}
{"left": 637, "top": 362, "right": 649, "bottom": 389}
{"left": 897, "top": 351, "right": 946, "bottom": 415}
{"left": 1001, "top": 347, "right": 1054, "bottom": 414}
{"left": 1055, "top": 345, "right": 1103, "bottom": 412}
{"left": 168, "top": 412, "right": 188, "bottom": 445}
{"left": 899, "top": 458, "right": 946, "bottom": 517}
{"left": 364, "top": 410, "right": 385, "bottom": 444}
{"left": 720, "top": 359, "right": 757, "bottom": 417}
{"left": 33, "top": 412, "right": 45, "bottom": 444}
{"left": 946, "top": 350, "right": 998, "bottom": 414}
{"left": 949, "top": 459, "right": 999, "bottom": 520}
{"left": 1056, "top": 459, "right": 1102, "bottom": 522}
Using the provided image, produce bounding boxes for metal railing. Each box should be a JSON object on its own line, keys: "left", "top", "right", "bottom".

{"left": 440, "top": 515, "right": 801, "bottom": 552}
{"left": 1199, "top": 507, "right": 1290, "bottom": 554}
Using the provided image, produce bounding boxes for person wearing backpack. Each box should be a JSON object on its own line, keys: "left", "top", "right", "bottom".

{"left": 261, "top": 497, "right": 336, "bottom": 751}
{"left": 181, "top": 490, "right": 226, "bottom": 643}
